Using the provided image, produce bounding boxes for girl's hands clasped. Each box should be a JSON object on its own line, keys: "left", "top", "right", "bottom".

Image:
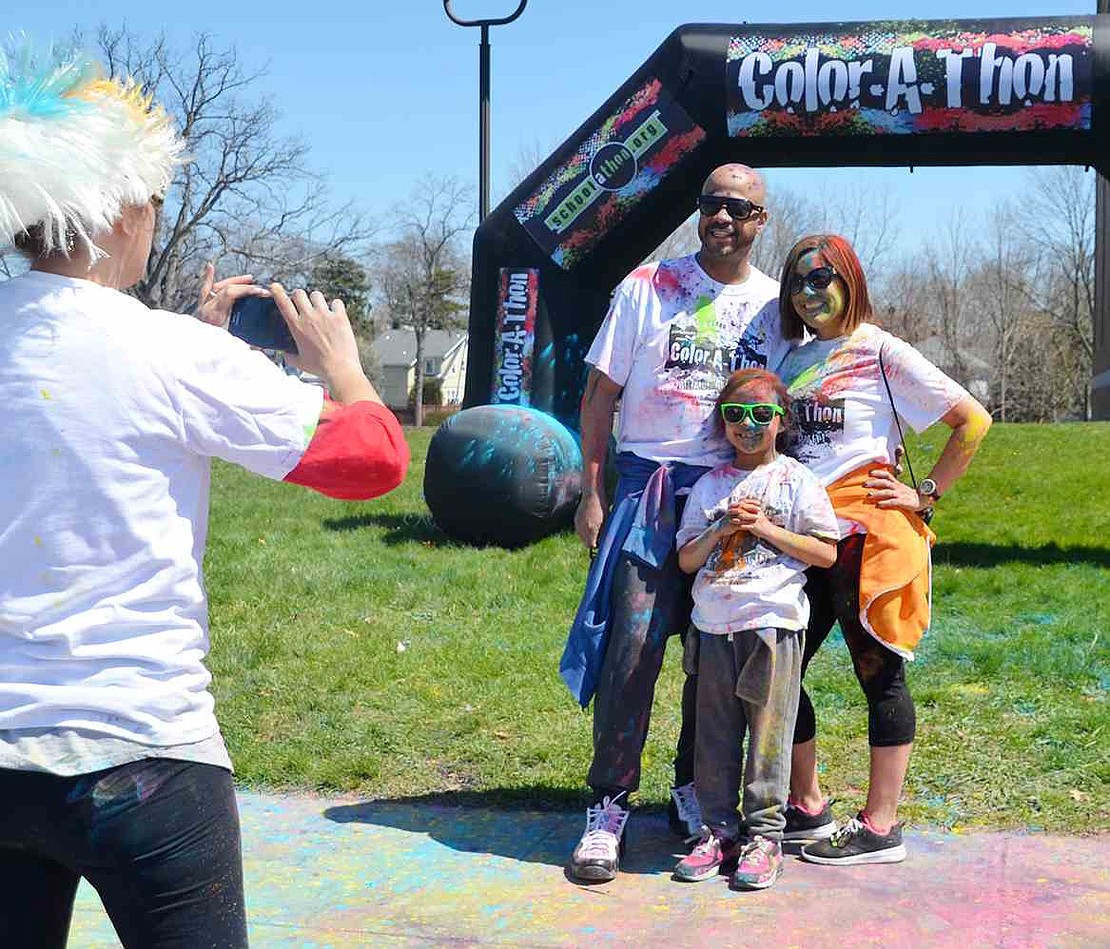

{"left": 723, "top": 498, "right": 768, "bottom": 537}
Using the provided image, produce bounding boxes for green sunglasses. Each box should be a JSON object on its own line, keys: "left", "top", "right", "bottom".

{"left": 719, "top": 402, "right": 785, "bottom": 426}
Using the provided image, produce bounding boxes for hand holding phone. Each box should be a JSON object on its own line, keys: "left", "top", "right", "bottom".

{"left": 197, "top": 263, "right": 269, "bottom": 329}
{"left": 268, "top": 284, "right": 379, "bottom": 406}
{"left": 228, "top": 296, "right": 299, "bottom": 353}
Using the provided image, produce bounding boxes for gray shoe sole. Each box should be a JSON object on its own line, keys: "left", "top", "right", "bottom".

{"left": 730, "top": 865, "right": 784, "bottom": 890}
{"left": 672, "top": 864, "right": 723, "bottom": 883}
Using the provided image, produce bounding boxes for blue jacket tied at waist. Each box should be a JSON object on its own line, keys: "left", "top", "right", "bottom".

{"left": 560, "top": 453, "right": 710, "bottom": 707}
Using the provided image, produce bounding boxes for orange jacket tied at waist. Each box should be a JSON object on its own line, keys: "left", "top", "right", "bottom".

{"left": 826, "top": 463, "right": 936, "bottom": 660}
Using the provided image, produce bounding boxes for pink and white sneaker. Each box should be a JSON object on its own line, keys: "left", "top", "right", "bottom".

{"left": 673, "top": 830, "right": 739, "bottom": 882}
{"left": 730, "top": 835, "right": 784, "bottom": 890}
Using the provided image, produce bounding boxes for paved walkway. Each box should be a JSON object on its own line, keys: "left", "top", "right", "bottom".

{"left": 70, "top": 791, "right": 1108, "bottom": 947}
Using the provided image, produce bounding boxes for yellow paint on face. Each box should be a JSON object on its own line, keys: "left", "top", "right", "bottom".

{"left": 791, "top": 250, "right": 847, "bottom": 336}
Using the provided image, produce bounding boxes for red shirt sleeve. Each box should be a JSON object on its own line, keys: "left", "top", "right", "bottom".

{"left": 283, "top": 398, "right": 409, "bottom": 500}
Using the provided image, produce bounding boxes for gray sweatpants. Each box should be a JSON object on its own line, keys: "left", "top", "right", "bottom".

{"left": 691, "top": 627, "right": 803, "bottom": 841}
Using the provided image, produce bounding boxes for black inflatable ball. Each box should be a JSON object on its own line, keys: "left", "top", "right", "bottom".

{"left": 424, "top": 405, "right": 583, "bottom": 547}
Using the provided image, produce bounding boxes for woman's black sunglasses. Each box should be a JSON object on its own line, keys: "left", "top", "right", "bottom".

{"left": 697, "top": 195, "right": 764, "bottom": 221}
{"left": 787, "top": 266, "right": 839, "bottom": 294}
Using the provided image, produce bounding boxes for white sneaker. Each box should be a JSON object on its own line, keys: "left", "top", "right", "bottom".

{"left": 569, "top": 794, "right": 629, "bottom": 882}
{"left": 668, "top": 782, "right": 703, "bottom": 841}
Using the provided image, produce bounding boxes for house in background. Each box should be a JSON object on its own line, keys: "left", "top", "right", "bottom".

{"left": 373, "top": 329, "right": 468, "bottom": 411}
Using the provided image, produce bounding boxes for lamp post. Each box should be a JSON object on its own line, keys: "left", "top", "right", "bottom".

{"left": 443, "top": 0, "right": 528, "bottom": 222}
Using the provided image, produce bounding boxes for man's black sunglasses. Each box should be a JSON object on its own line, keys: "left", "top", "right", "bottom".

{"left": 697, "top": 195, "right": 764, "bottom": 221}
{"left": 787, "top": 266, "right": 839, "bottom": 295}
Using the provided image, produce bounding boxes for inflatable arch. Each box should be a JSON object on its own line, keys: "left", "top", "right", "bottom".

{"left": 426, "top": 16, "right": 1105, "bottom": 546}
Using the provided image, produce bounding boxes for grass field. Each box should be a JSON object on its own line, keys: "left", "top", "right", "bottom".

{"left": 205, "top": 422, "right": 1110, "bottom": 833}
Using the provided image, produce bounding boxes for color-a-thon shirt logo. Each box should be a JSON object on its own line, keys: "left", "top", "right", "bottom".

{"left": 664, "top": 304, "right": 771, "bottom": 377}
{"left": 788, "top": 397, "right": 846, "bottom": 459}
{"left": 664, "top": 326, "right": 770, "bottom": 374}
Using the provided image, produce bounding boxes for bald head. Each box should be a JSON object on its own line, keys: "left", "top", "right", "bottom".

{"left": 695, "top": 163, "right": 768, "bottom": 283}
{"left": 701, "top": 164, "right": 766, "bottom": 204}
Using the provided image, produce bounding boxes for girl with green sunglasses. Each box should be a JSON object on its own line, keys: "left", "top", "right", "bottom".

{"left": 671, "top": 368, "right": 838, "bottom": 891}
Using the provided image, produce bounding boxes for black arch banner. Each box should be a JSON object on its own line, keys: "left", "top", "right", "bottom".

{"left": 726, "top": 23, "right": 1091, "bottom": 137}
{"left": 465, "top": 17, "right": 1108, "bottom": 426}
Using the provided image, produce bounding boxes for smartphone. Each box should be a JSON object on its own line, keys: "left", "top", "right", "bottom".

{"left": 228, "top": 296, "right": 298, "bottom": 353}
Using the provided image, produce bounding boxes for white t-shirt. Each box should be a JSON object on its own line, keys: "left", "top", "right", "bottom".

{"left": 586, "top": 254, "right": 787, "bottom": 468}
{"left": 0, "top": 271, "right": 323, "bottom": 764}
{"left": 676, "top": 455, "right": 839, "bottom": 635}
{"left": 779, "top": 323, "right": 969, "bottom": 485}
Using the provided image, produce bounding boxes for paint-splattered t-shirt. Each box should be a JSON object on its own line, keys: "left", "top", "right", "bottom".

{"left": 586, "top": 255, "right": 787, "bottom": 467}
{"left": 779, "top": 323, "right": 968, "bottom": 487}
{"left": 676, "top": 455, "right": 838, "bottom": 635}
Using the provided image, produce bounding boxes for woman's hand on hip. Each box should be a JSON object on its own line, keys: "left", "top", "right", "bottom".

{"left": 865, "top": 467, "right": 927, "bottom": 512}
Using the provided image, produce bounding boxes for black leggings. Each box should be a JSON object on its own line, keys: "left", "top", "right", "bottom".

{"left": 793, "top": 533, "right": 916, "bottom": 748}
{"left": 0, "top": 757, "right": 247, "bottom": 948}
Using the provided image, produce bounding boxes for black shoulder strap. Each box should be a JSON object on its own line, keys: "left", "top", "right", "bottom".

{"left": 878, "top": 343, "right": 918, "bottom": 490}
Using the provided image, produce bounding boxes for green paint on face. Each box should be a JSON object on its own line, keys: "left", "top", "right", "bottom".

{"left": 791, "top": 250, "right": 846, "bottom": 335}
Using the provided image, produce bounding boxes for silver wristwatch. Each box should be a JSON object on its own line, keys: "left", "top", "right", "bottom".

{"left": 918, "top": 478, "right": 941, "bottom": 502}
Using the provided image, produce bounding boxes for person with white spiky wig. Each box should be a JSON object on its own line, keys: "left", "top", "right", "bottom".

{"left": 0, "top": 40, "right": 183, "bottom": 259}
{"left": 0, "top": 38, "right": 408, "bottom": 947}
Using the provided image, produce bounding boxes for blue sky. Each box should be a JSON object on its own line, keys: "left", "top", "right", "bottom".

{"left": 5, "top": 0, "right": 1098, "bottom": 248}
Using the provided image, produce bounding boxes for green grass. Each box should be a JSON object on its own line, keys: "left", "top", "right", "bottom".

{"left": 205, "top": 422, "right": 1110, "bottom": 832}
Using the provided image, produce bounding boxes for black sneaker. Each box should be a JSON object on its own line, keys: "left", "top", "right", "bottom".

{"left": 569, "top": 794, "right": 630, "bottom": 882}
{"left": 783, "top": 799, "right": 837, "bottom": 841}
{"left": 801, "top": 812, "right": 907, "bottom": 866}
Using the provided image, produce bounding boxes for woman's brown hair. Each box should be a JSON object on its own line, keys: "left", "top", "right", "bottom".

{"left": 779, "top": 233, "right": 873, "bottom": 341}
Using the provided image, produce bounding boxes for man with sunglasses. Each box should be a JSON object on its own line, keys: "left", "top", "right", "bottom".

{"left": 564, "top": 164, "right": 791, "bottom": 882}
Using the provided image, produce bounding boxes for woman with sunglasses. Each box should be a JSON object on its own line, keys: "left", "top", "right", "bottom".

{"left": 673, "top": 368, "right": 838, "bottom": 890}
{"left": 775, "top": 235, "right": 992, "bottom": 866}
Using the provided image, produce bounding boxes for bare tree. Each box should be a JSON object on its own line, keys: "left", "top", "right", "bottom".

{"left": 1021, "top": 166, "right": 1095, "bottom": 419}
{"left": 376, "top": 176, "right": 473, "bottom": 427}
{"left": 500, "top": 139, "right": 556, "bottom": 202}
{"left": 872, "top": 263, "right": 935, "bottom": 343}
{"left": 90, "top": 27, "right": 373, "bottom": 312}
{"left": 974, "top": 205, "right": 1036, "bottom": 421}
{"left": 815, "top": 181, "right": 900, "bottom": 273}
{"left": 750, "top": 185, "right": 820, "bottom": 278}
{"left": 645, "top": 212, "right": 700, "bottom": 263}
{"left": 924, "top": 211, "right": 976, "bottom": 387}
